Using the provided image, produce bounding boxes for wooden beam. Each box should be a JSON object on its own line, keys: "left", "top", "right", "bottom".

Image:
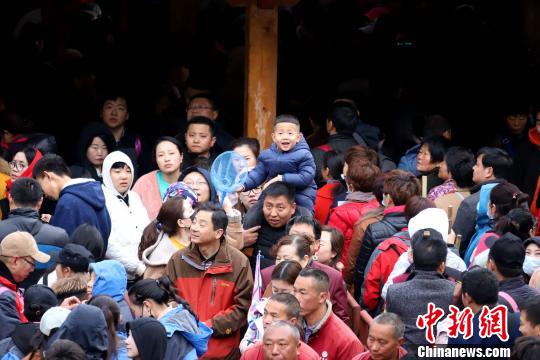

{"left": 244, "top": 0, "right": 278, "bottom": 149}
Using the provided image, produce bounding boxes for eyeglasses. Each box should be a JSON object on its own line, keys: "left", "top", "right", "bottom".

{"left": 21, "top": 257, "right": 36, "bottom": 269}
{"left": 241, "top": 187, "right": 263, "bottom": 196}
{"left": 9, "top": 161, "right": 27, "bottom": 171}
{"left": 184, "top": 180, "right": 207, "bottom": 187}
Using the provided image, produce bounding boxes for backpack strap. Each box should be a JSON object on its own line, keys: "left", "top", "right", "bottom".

{"left": 318, "top": 144, "right": 332, "bottom": 152}
{"left": 499, "top": 291, "right": 519, "bottom": 312}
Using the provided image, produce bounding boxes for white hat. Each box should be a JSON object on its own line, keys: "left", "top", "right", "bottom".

{"left": 40, "top": 306, "right": 70, "bottom": 336}
{"left": 408, "top": 208, "right": 449, "bottom": 243}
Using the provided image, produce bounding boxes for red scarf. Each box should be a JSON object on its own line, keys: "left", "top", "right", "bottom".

{"left": 0, "top": 275, "right": 28, "bottom": 323}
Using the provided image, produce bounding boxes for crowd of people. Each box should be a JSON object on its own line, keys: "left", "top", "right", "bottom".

{"left": 0, "top": 95, "right": 537, "bottom": 360}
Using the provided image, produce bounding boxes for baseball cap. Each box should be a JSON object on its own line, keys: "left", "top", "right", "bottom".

{"left": 0, "top": 231, "right": 50, "bottom": 263}
{"left": 489, "top": 234, "right": 525, "bottom": 271}
{"left": 40, "top": 306, "right": 71, "bottom": 336}
{"left": 50, "top": 244, "right": 94, "bottom": 273}
{"left": 23, "top": 284, "right": 57, "bottom": 320}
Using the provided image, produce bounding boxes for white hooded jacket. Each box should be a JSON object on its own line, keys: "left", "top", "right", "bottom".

{"left": 102, "top": 151, "right": 150, "bottom": 278}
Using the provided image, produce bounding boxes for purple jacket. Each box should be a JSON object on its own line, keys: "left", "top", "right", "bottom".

{"left": 261, "top": 260, "right": 350, "bottom": 324}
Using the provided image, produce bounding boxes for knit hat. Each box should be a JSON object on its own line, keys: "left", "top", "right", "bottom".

{"left": 408, "top": 208, "right": 449, "bottom": 243}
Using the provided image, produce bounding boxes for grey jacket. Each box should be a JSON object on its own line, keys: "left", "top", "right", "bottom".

{"left": 386, "top": 270, "right": 455, "bottom": 351}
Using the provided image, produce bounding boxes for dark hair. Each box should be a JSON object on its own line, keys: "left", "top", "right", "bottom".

{"left": 420, "top": 135, "right": 451, "bottom": 164}
{"left": 494, "top": 208, "right": 534, "bottom": 240}
{"left": 18, "top": 146, "right": 38, "bottom": 166}
{"left": 44, "top": 339, "right": 86, "bottom": 360}
{"left": 405, "top": 196, "right": 436, "bottom": 221}
{"left": 383, "top": 170, "right": 421, "bottom": 206}
{"left": 511, "top": 336, "right": 540, "bottom": 360}
{"left": 32, "top": 154, "right": 71, "bottom": 179}
{"left": 88, "top": 296, "right": 119, "bottom": 360}
{"left": 488, "top": 233, "right": 525, "bottom": 277}
{"left": 195, "top": 202, "right": 228, "bottom": 240}
{"left": 477, "top": 147, "right": 513, "bottom": 180}
{"left": 231, "top": 137, "right": 260, "bottom": 158}
{"left": 100, "top": 92, "right": 128, "bottom": 109}
{"left": 139, "top": 197, "right": 189, "bottom": 258}
{"left": 70, "top": 224, "right": 104, "bottom": 260}
{"left": 320, "top": 226, "right": 344, "bottom": 268}
{"left": 187, "top": 116, "right": 216, "bottom": 137}
{"left": 263, "top": 182, "right": 295, "bottom": 204}
{"left": 274, "top": 114, "right": 301, "bottom": 130}
{"left": 286, "top": 215, "right": 322, "bottom": 240}
{"left": 128, "top": 276, "right": 198, "bottom": 321}
{"left": 269, "top": 293, "right": 301, "bottom": 319}
{"left": 524, "top": 296, "right": 540, "bottom": 327}
{"left": 423, "top": 114, "right": 451, "bottom": 138}
{"left": 152, "top": 136, "right": 183, "bottom": 165}
{"left": 322, "top": 150, "right": 344, "bottom": 181}
{"left": 372, "top": 173, "right": 388, "bottom": 204}
{"left": 271, "top": 260, "right": 302, "bottom": 285}
{"left": 462, "top": 267, "right": 499, "bottom": 306}
{"left": 273, "top": 234, "right": 313, "bottom": 259}
{"left": 445, "top": 146, "right": 475, "bottom": 188}
{"left": 189, "top": 93, "right": 218, "bottom": 111}
{"left": 412, "top": 229, "right": 447, "bottom": 271}
{"left": 10, "top": 178, "right": 43, "bottom": 207}
{"left": 344, "top": 145, "right": 378, "bottom": 167}
{"left": 328, "top": 101, "right": 359, "bottom": 135}
{"left": 490, "top": 182, "right": 529, "bottom": 219}
{"left": 110, "top": 162, "right": 129, "bottom": 170}
{"left": 298, "top": 268, "right": 330, "bottom": 293}
{"left": 346, "top": 158, "right": 380, "bottom": 192}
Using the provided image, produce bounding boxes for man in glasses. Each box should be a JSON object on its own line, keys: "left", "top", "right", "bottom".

{"left": 0, "top": 231, "right": 50, "bottom": 340}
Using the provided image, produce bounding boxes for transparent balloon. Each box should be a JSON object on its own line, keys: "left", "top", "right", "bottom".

{"left": 210, "top": 151, "right": 249, "bottom": 203}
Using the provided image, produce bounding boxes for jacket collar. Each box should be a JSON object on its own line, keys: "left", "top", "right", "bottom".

{"left": 408, "top": 269, "right": 446, "bottom": 281}
{"left": 9, "top": 208, "right": 40, "bottom": 219}
{"left": 303, "top": 300, "right": 333, "bottom": 340}
{"left": 182, "top": 241, "right": 233, "bottom": 275}
{"left": 383, "top": 205, "right": 405, "bottom": 215}
{"left": 469, "top": 179, "right": 506, "bottom": 194}
{"left": 499, "top": 276, "right": 526, "bottom": 291}
{"left": 0, "top": 261, "right": 18, "bottom": 289}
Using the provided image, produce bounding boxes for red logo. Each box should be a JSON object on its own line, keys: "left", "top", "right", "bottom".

{"left": 416, "top": 303, "right": 445, "bottom": 343}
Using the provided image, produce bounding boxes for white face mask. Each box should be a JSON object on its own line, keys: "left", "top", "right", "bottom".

{"left": 381, "top": 194, "right": 388, "bottom": 207}
{"left": 486, "top": 206, "right": 495, "bottom": 220}
{"left": 523, "top": 256, "right": 540, "bottom": 276}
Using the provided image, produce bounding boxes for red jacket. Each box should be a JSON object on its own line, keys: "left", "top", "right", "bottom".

{"left": 241, "top": 340, "right": 319, "bottom": 360}
{"left": 314, "top": 182, "right": 341, "bottom": 224}
{"left": 167, "top": 242, "right": 253, "bottom": 360}
{"left": 327, "top": 198, "right": 379, "bottom": 263}
{"left": 362, "top": 234, "right": 409, "bottom": 312}
{"left": 305, "top": 305, "right": 364, "bottom": 359}
{"left": 352, "top": 347, "right": 408, "bottom": 360}
{"left": 261, "top": 260, "right": 350, "bottom": 324}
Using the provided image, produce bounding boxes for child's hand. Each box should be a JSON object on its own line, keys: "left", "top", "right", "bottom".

{"left": 263, "top": 175, "right": 283, "bottom": 190}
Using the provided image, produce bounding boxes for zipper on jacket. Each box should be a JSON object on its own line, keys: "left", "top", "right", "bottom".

{"left": 210, "top": 276, "right": 217, "bottom": 305}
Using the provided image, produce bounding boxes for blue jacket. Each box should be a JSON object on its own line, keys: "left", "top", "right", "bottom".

{"left": 52, "top": 180, "right": 111, "bottom": 251}
{"left": 90, "top": 260, "right": 134, "bottom": 332}
{"left": 160, "top": 305, "right": 213, "bottom": 360}
{"left": 243, "top": 136, "right": 316, "bottom": 210}
{"left": 398, "top": 144, "right": 421, "bottom": 176}
{"left": 464, "top": 183, "right": 497, "bottom": 265}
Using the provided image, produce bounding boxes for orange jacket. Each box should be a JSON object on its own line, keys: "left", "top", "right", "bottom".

{"left": 167, "top": 242, "right": 253, "bottom": 360}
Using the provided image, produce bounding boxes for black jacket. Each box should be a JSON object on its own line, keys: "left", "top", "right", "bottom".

{"left": 453, "top": 179, "right": 506, "bottom": 258}
{"left": 353, "top": 210, "right": 407, "bottom": 298}
{"left": 0, "top": 208, "right": 69, "bottom": 287}
{"left": 311, "top": 134, "right": 358, "bottom": 187}
{"left": 498, "top": 276, "right": 539, "bottom": 311}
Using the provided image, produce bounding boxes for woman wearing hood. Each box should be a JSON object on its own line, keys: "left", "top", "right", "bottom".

{"left": 71, "top": 122, "right": 116, "bottom": 182}
{"left": 102, "top": 151, "right": 150, "bottom": 280}
{"left": 128, "top": 276, "right": 212, "bottom": 360}
{"left": 47, "top": 304, "right": 109, "bottom": 360}
{"left": 133, "top": 137, "right": 183, "bottom": 220}
{"left": 179, "top": 166, "right": 244, "bottom": 249}
{"left": 125, "top": 318, "right": 167, "bottom": 360}
{"left": 87, "top": 260, "right": 134, "bottom": 332}
{"left": 139, "top": 183, "right": 197, "bottom": 279}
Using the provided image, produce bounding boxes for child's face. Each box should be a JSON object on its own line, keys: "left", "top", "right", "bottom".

{"left": 272, "top": 122, "right": 301, "bottom": 152}
{"left": 185, "top": 124, "right": 216, "bottom": 156}
{"left": 506, "top": 114, "right": 527, "bottom": 135}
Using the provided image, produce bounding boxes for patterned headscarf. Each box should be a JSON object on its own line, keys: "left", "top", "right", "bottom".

{"left": 163, "top": 181, "right": 198, "bottom": 208}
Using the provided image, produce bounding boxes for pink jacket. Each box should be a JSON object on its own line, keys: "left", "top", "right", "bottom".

{"left": 133, "top": 170, "right": 162, "bottom": 220}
